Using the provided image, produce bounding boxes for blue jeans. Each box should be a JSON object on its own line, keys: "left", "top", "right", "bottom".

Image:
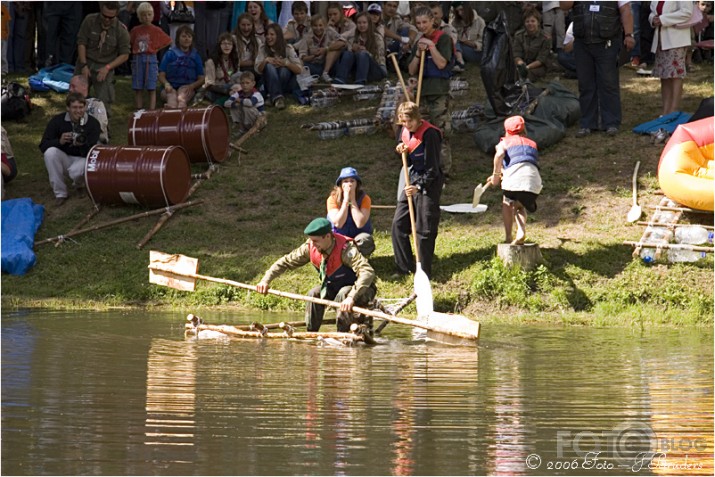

{"left": 558, "top": 50, "right": 576, "bottom": 73}
{"left": 334, "top": 51, "right": 387, "bottom": 85}
{"left": 460, "top": 43, "right": 482, "bottom": 64}
{"left": 262, "top": 63, "right": 302, "bottom": 102}
{"left": 574, "top": 39, "right": 622, "bottom": 130}
{"left": 630, "top": 1, "right": 641, "bottom": 59}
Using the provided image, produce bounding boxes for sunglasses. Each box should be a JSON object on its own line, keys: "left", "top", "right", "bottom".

{"left": 101, "top": 12, "right": 117, "bottom": 20}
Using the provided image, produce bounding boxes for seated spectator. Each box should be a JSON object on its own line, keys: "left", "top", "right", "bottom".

{"left": 327, "top": 1, "right": 356, "bottom": 38}
{"left": 158, "top": 25, "right": 205, "bottom": 108}
{"left": 283, "top": 1, "right": 311, "bottom": 45}
{"left": 366, "top": 3, "right": 386, "bottom": 43}
{"left": 327, "top": 167, "right": 375, "bottom": 258}
{"left": 1, "top": 126, "right": 17, "bottom": 198}
{"left": 233, "top": 12, "right": 263, "bottom": 80}
{"left": 300, "top": 15, "right": 342, "bottom": 79}
{"left": 130, "top": 2, "right": 172, "bottom": 110}
{"left": 450, "top": 2, "right": 485, "bottom": 66}
{"left": 69, "top": 75, "right": 109, "bottom": 144}
{"left": 255, "top": 23, "right": 305, "bottom": 109}
{"left": 693, "top": 0, "right": 714, "bottom": 63}
{"left": 201, "top": 32, "right": 241, "bottom": 104}
{"left": 381, "top": 1, "right": 415, "bottom": 71}
{"left": 247, "top": 0, "right": 272, "bottom": 42}
{"left": 512, "top": 5, "right": 551, "bottom": 82}
{"left": 333, "top": 12, "right": 387, "bottom": 85}
{"left": 223, "top": 71, "right": 266, "bottom": 137}
{"left": 38, "top": 92, "right": 101, "bottom": 206}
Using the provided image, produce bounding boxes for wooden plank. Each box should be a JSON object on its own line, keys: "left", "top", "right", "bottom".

{"left": 149, "top": 251, "right": 199, "bottom": 292}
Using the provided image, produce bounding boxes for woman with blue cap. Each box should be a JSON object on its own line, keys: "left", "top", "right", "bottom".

{"left": 327, "top": 166, "right": 375, "bottom": 257}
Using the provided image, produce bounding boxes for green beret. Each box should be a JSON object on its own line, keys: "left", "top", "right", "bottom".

{"left": 304, "top": 217, "right": 332, "bottom": 236}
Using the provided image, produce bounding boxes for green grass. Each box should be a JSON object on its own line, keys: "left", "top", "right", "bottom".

{"left": 2, "top": 60, "right": 713, "bottom": 328}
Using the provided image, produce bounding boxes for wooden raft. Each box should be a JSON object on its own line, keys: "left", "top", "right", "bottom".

{"left": 184, "top": 314, "right": 375, "bottom": 346}
{"left": 626, "top": 197, "right": 714, "bottom": 262}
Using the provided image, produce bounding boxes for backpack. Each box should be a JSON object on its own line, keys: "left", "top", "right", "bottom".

{"left": 1, "top": 82, "right": 32, "bottom": 121}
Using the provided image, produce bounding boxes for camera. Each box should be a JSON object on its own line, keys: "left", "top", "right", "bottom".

{"left": 72, "top": 117, "right": 87, "bottom": 146}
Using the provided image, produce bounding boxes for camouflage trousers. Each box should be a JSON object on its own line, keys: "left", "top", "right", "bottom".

{"left": 420, "top": 94, "right": 452, "bottom": 176}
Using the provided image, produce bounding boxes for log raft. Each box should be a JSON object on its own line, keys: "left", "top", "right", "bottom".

{"left": 184, "top": 315, "right": 373, "bottom": 346}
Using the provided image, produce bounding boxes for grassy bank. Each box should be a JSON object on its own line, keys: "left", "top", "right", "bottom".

{"left": 2, "top": 60, "right": 713, "bottom": 328}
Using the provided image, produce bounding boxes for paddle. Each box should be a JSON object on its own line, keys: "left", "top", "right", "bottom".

{"left": 627, "top": 161, "right": 642, "bottom": 223}
{"left": 387, "top": 52, "right": 412, "bottom": 102}
{"left": 472, "top": 181, "right": 491, "bottom": 208}
{"left": 400, "top": 151, "right": 434, "bottom": 317}
{"left": 148, "top": 251, "right": 480, "bottom": 343}
{"left": 416, "top": 52, "right": 425, "bottom": 107}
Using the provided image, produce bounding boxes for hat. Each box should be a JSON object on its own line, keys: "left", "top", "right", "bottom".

{"left": 304, "top": 217, "right": 333, "bottom": 236}
{"left": 504, "top": 115, "right": 525, "bottom": 135}
{"left": 367, "top": 3, "right": 382, "bottom": 14}
{"left": 336, "top": 166, "right": 361, "bottom": 186}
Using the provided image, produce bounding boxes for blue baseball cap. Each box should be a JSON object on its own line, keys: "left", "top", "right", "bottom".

{"left": 336, "top": 167, "right": 361, "bottom": 186}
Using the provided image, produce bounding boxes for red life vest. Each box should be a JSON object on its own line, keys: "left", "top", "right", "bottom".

{"left": 308, "top": 233, "right": 356, "bottom": 291}
{"left": 400, "top": 120, "right": 441, "bottom": 154}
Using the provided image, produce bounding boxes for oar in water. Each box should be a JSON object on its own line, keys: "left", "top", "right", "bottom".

{"left": 148, "top": 251, "right": 480, "bottom": 344}
{"left": 400, "top": 151, "right": 433, "bottom": 317}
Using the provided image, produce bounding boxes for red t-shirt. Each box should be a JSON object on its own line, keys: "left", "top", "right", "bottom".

{"left": 130, "top": 24, "right": 172, "bottom": 55}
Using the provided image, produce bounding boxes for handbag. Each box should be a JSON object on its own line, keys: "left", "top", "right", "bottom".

{"left": 169, "top": 2, "right": 195, "bottom": 24}
{"left": 675, "top": 5, "right": 703, "bottom": 29}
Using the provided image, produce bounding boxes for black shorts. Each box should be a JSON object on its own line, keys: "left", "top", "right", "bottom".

{"left": 503, "top": 190, "right": 538, "bottom": 213}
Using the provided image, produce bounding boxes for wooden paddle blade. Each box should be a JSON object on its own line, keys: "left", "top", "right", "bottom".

{"left": 427, "top": 311, "right": 480, "bottom": 338}
{"left": 149, "top": 250, "right": 199, "bottom": 292}
{"left": 472, "top": 183, "right": 490, "bottom": 208}
{"left": 414, "top": 262, "right": 433, "bottom": 316}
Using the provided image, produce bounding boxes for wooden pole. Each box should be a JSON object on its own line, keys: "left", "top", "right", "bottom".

{"left": 636, "top": 221, "right": 714, "bottom": 230}
{"left": 35, "top": 200, "right": 204, "bottom": 246}
{"left": 55, "top": 204, "right": 102, "bottom": 248}
{"left": 623, "top": 241, "right": 714, "bottom": 252}
{"left": 229, "top": 114, "right": 267, "bottom": 151}
{"left": 416, "top": 52, "right": 425, "bottom": 107}
{"left": 387, "top": 52, "right": 411, "bottom": 102}
{"left": 646, "top": 205, "right": 712, "bottom": 214}
{"left": 149, "top": 265, "right": 479, "bottom": 341}
{"left": 136, "top": 167, "right": 215, "bottom": 249}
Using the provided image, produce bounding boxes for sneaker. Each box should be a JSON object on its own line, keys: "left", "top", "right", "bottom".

{"left": 575, "top": 128, "right": 591, "bottom": 138}
{"left": 54, "top": 197, "right": 67, "bottom": 207}
{"left": 320, "top": 72, "right": 332, "bottom": 83}
{"left": 452, "top": 63, "right": 465, "bottom": 73}
{"left": 273, "top": 97, "right": 285, "bottom": 110}
{"left": 606, "top": 127, "right": 619, "bottom": 136}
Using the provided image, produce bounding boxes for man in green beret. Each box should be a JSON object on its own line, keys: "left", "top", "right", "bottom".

{"left": 256, "top": 218, "right": 377, "bottom": 332}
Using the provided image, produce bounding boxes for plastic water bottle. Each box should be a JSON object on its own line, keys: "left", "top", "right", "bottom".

{"left": 674, "top": 226, "right": 713, "bottom": 245}
{"left": 668, "top": 248, "right": 706, "bottom": 263}
{"left": 640, "top": 247, "right": 657, "bottom": 263}
{"left": 648, "top": 227, "right": 674, "bottom": 242}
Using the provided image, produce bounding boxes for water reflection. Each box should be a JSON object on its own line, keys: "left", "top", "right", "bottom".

{"left": 1, "top": 311, "right": 712, "bottom": 476}
{"left": 144, "top": 339, "right": 197, "bottom": 447}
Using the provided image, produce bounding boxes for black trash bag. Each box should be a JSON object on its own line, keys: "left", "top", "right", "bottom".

{"left": 472, "top": 114, "right": 566, "bottom": 154}
{"left": 480, "top": 11, "right": 518, "bottom": 117}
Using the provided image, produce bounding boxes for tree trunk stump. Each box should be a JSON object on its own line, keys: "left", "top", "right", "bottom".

{"left": 497, "top": 243, "right": 544, "bottom": 271}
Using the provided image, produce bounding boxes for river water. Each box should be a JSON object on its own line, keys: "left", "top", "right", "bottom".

{"left": 1, "top": 309, "right": 712, "bottom": 476}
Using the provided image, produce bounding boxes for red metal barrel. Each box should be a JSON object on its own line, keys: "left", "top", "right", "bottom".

{"left": 127, "top": 105, "right": 230, "bottom": 163}
{"left": 85, "top": 145, "right": 191, "bottom": 207}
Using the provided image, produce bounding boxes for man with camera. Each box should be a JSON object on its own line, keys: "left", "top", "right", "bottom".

{"left": 39, "top": 92, "right": 101, "bottom": 206}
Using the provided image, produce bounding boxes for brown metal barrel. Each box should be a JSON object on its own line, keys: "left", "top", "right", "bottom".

{"left": 127, "top": 105, "right": 230, "bottom": 163}
{"left": 85, "top": 145, "right": 191, "bottom": 207}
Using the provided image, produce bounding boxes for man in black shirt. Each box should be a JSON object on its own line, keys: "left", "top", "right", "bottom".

{"left": 39, "top": 92, "right": 101, "bottom": 206}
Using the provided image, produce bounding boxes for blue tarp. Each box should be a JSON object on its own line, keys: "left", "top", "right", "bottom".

{"left": 1, "top": 198, "right": 45, "bottom": 275}
{"left": 632, "top": 111, "right": 692, "bottom": 135}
